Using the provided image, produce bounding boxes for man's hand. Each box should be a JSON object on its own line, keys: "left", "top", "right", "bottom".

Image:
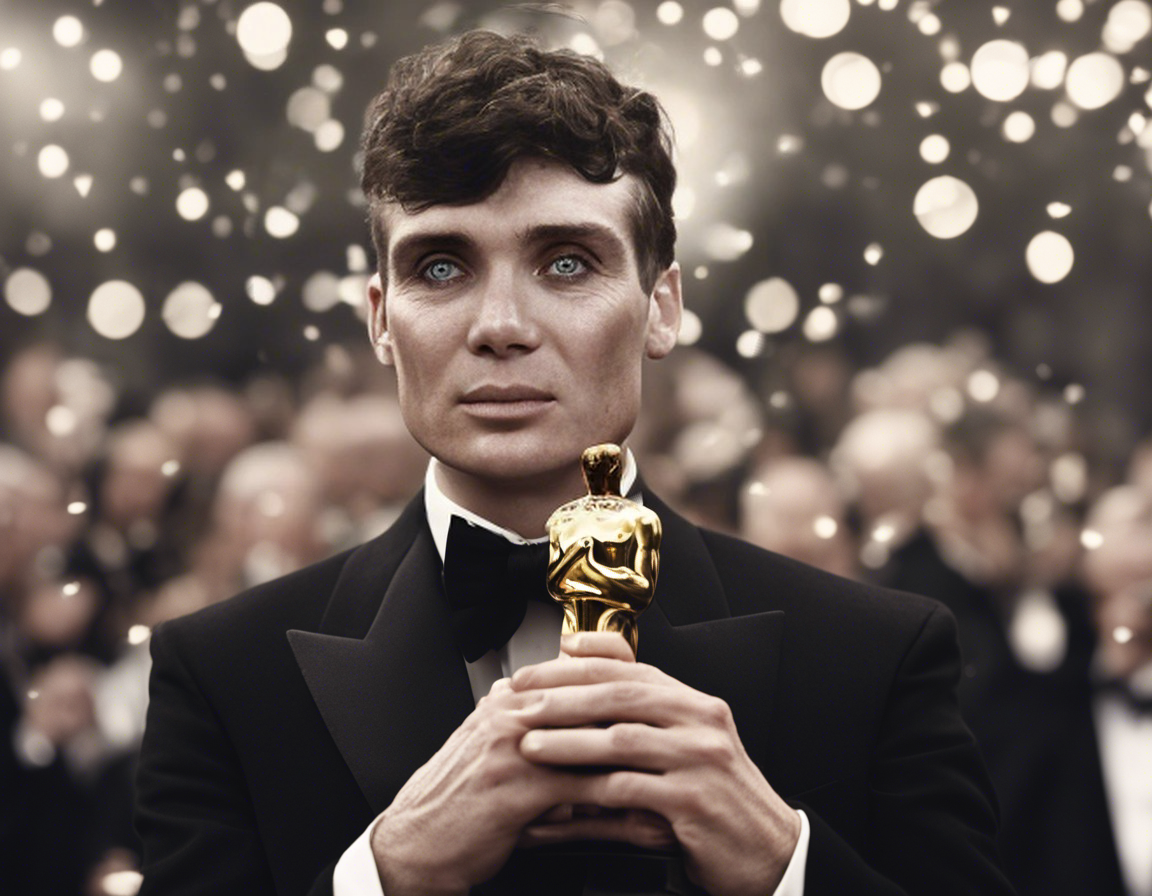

{"left": 510, "top": 632, "right": 801, "bottom": 896}
{"left": 369, "top": 669, "right": 596, "bottom": 896}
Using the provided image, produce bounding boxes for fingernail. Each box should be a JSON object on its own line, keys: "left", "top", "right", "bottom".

{"left": 521, "top": 731, "right": 542, "bottom": 753}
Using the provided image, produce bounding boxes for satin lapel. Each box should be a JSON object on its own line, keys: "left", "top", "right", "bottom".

{"left": 637, "top": 493, "right": 784, "bottom": 768}
{"left": 288, "top": 495, "right": 474, "bottom": 812}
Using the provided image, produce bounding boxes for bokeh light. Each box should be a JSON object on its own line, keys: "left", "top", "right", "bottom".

{"left": 302, "top": 272, "right": 341, "bottom": 312}
{"left": 967, "top": 369, "right": 1001, "bottom": 403}
{"left": 286, "top": 87, "right": 330, "bottom": 132}
{"left": 678, "top": 309, "right": 703, "bottom": 345}
{"left": 1103, "top": 1, "right": 1152, "bottom": 53}
{"left": 702, "top": 8, "right": 740, "bottom": 40}
{"left": 657, "top": 2, "right": 685, "bottom": 25}
{"left": 703, "top": 223, "right": 753, "bottom": 260}
{"left": 314, "top": 120, "right": 345, "bottom": 152}
{"left": 803, "top": 306, "right": 839, "bottom": 341}
{"left": 53, "top": 16, "right": 84, "bottom": 48}
{"left": 38, "top": 145, "right": 69, "bottom": 178}
{"left": 163, "top": 282, "right": 221, "bottom": 339}
{"left": 821, "top": 52, "right": 881, "bottom": 110}
{"left": 175, "top": 187, "right": 210, "bottom": 221}
{"left": 919, "top": 134, "right": 950, "bottom": 163}
{"left": 1056, "top": 0, "right": 1085, "bottom": 22}
{"left": 90, "top": 49, "right": 123, "bottom": 82}
{"left": 39, "top": 98, "right": 65, "bottom": 122}
{"left": 1065, "top": 53, "right": 1125, "bottom": 110}
{"left": 1026, "top": 231, "right": 1075, "bottom": 283}
{"left": 780, "top": 0, "right": 851, "bottom": 39}
{"left": 940, "top": 61, "right": 972, "bottom": 93}
{"left": 87, "top": 281, "right": 147, "bottom": 339}
{"left": 265, "top": 207, "right": 301, "bottom": 238}
{"left": 914, "top": 176, "right": 979, "bottom": 239}
{"left": 1030, "top": 51, "right": 1067, "bottom": 90}
{"left": 745, "top": 277, "right": 800, "bottom": 333}
{"left": 246, "top": 275, "right": 278, "bottom": 305}
{"left": 236, "top": 3, "right": 293, "bottom": 57}
{"left": 971, "top": 40, "right": 1030, "bottom": 102}
{"left": 94, "top": 229, "right": 117, "bottom": 252}
{"left": 1002, "top": 111, "right": 1036, "bottom": 142}
{"left": 4, "top": 268, "right": 52, "bottom": 316}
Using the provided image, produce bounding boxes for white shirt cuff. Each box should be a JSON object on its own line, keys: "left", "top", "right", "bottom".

{"left": 333, "top": 815, "right": 386, "bottom": 896}
{"left": 770, "top": 810, "right": 809, "bottom": 896}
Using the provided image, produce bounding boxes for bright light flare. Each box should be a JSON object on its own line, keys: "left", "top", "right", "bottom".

{"left": 53, "top": 16, "right": 85, "bottom": 48}
{"left": 176, "top": 187, "right": 210, "bottom": 221}
{"left": 1026, "top": 232, "right": 1074, "bottom": 284}
{"left": 822, "top": 52, "right": 881, "bottom": 110}
{"left": 1031, "top": 51, "right": 1067, "bottom": 90}
{"left": 1065, "top": 53, "right": 1124, "bottom": 110}
{"left": 702, "top": 7, "right": 740, "bottom": 40}
{"left": 920, "top": 134, "right": 950, "bottom": 163}
{"left": 971, "top": 40, "right": 1030, "bottom": 102}
{"left": 88, "top": 281, "right": 146, "bottom": 339}
{"left": 163, "top": 282, "right": 221, "bottom": 339}
{"left": 90, "top": 49, "right": 123, "bottom": 82}
{"left": 780, "top": 0, "right": 851, "bottom": 39}
{"left": 38, "top": 145, "right": 69, "bottom": 178}
{"left": 236, "top": 3, "right": 293, "bottom": 56}
{"left": 4, "top": 268, "right": 52, "bottom": 316}
{"left": 1002, "top": 111, "right": 1036, "bottom": 142}
{"left": 914, "top": 176, "right": 979, "bottom": 239}
{"left": 745, "top": 278, "right": 800, "bottom": 333}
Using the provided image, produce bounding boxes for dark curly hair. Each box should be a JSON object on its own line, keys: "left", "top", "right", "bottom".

{"left": 359, "top": 30, "right": 677, "bottom": 292}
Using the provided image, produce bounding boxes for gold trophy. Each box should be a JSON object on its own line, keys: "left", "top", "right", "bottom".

{"left": 546, "top": 444, "right": 661, "bottom": 656}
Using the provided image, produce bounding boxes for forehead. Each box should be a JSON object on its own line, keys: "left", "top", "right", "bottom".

{"left": 380, "top": 159, "right": 640, "bottom": 260}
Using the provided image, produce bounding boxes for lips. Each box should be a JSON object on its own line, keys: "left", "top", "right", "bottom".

{"left": 459, "top": 384, "right": 555, "bottom": 421}
{"left": 460, "top": 384, "right": 554, "bottom": 403}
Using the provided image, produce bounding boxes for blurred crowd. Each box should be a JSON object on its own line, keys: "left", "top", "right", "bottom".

{"left": 2, "top": 332, "right": 1150, "bottom": 896}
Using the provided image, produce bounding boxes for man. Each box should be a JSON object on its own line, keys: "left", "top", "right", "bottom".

{"left": 134, "top": 30, "right": 1015, "bottom": 896}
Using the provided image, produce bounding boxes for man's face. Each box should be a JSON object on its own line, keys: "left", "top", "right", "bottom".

{"left": 366, "top": 158, "right": 681, "bottom": 488}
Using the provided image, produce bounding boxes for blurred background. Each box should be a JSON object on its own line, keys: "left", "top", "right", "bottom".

{"left": 2, "top": 1, "right": 1152, "bottom": 894}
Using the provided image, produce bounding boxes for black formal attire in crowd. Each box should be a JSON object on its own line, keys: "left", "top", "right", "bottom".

{"left": 134, "top": 491, "right": 1015, "bottom": 895}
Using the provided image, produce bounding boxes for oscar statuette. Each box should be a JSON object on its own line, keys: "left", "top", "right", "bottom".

{"left": 530, "top": 446, "right": 703, "bottom": 894}
{"left": 546, "top": 443, "right": 661, "bottom": 656}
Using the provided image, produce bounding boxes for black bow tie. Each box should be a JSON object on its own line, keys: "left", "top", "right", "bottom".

{"left": 442, "top": 515, "right": 553, "bottom": 662}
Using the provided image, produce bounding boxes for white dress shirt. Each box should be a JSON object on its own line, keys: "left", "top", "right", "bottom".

{"left": 333, "top": 457, "right": 809, "bottom": 895}
{"left": 1094, "top": 661, "right": 1152, "bottom": 896}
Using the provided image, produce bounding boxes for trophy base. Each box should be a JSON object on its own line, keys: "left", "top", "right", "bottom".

{"left": 562, "top": 599, "right": 639, "bottom": 656}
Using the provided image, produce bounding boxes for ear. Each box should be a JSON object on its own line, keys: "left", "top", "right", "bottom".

{"left": 366, "top": 273, "right": 393, "bottom": 365}
{"left": 644, "top": 262, "right": 682, "bottom": 360}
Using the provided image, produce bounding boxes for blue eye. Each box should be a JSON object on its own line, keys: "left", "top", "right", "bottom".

{"left": 423, "top": 259, "right": 462, "bottom": 282}
{"left": 549, "top": 255, "right": 588, "bottom": 277}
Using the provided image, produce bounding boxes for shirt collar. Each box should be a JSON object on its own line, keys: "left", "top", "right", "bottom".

{"left": 424, "top": 450, "right": 638, "bottom": 563}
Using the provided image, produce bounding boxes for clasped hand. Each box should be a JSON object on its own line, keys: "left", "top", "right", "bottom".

{"left": 371, "top": 633, "right": 799, "bottom": 896}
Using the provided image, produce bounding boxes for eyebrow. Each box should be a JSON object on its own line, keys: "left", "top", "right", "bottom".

{"left": 387, "top": 221, "right": 629, "bottom": 273}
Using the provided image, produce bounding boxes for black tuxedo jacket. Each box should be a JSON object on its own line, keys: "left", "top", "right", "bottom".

{"left": 135, "top": 492, "right": 1015, "bottom": 895}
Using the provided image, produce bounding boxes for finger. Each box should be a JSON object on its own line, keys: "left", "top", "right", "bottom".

{"left": 561, "top": 632, "right": 635, "bottom": 661}
{"left": 514, "top": 680, "right": 699, "bottom": 729}
{"left": 487, "top": 677, "right": 513, "bottom": 697}
{"left": 521, "top": 722, "right": 726, "bottom": 772}
{"left": 511, "top": 655, "right": 668, "bottom": 692}
{"left": 518, "top": 811, "right": 677, "bottom": 851}
{"left": 531, "top": 803, "right": 575, "bottom": 824}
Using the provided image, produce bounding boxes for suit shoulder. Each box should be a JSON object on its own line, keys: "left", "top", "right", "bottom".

{"left": 155, "top": 548, "right": 355, "bottom": 649}
{"left": 698, "top": 527, "right": 946, "bottom": 631}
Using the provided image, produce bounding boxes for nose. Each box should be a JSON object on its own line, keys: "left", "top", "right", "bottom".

{"left": 465, "top": 268, "right": 540, "bottom": 357}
